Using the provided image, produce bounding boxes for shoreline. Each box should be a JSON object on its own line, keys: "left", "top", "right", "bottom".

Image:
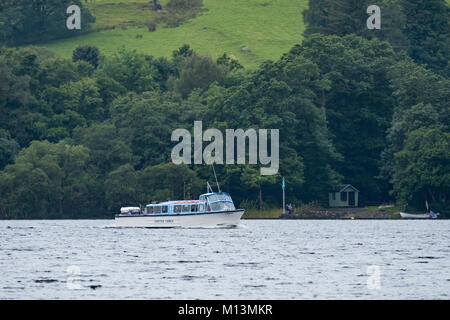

{"left": 243, "top": 206, "right": 447, "bottom": 220}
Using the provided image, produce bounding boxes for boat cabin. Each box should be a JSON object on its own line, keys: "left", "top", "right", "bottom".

{"left": 143, "top": 192, "right": 236, "bottom": 216}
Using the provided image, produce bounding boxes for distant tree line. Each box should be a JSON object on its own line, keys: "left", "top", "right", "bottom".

{"left": 0, "top": 0, "right": 95, "bottom": 46}
{"left": 0, "top": 0, "right": 448, "bottom": 218}
{"left": 303, "top": 0, "right": 450, "bottom": 76}
{"left": 302, "top": 0, "right": 449, "bottom": 213}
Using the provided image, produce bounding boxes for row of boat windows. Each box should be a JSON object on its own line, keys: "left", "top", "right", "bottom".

{"left": 147, "top": 204, "right": 202, "bottom": 214}
{"left": 146, "top": 201, "right": 235, "bottom": 214}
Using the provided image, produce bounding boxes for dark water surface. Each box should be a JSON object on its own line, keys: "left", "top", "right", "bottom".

{"left": 0, "top": 219, "right": 449, "bottom": 299}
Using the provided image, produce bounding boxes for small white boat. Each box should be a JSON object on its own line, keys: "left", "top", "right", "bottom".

{"left": 115, "top": 192, "right": 244, "bottom": 228}
{"left": 400, "top": 212, "right": 436, "bottom": 219}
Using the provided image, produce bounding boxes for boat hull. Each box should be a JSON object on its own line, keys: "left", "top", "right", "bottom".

{"left": 115, "top": 210, "right": 244, "bottom": 228}
{"left": 400, "top": 212, "right": 435, "bottom": 219}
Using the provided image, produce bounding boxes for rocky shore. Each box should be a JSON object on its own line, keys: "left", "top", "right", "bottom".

{"left": 279, "top": 207, "right": 400, "bottom": 219}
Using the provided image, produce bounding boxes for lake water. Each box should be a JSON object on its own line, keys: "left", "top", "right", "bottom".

{"left": 0, "top": 219, "right": 449, "bottom": 299}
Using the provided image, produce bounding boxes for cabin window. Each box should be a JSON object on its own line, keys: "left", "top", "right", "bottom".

{"left": 174, "top": 205, "right": 181, "bottom": 213}
{"left": 153, "top": 206, "right": 161, "bottom": 214}
{"left": 210, "top": 202, "right": 223, "bottom": 211}
{"left": 217, "top": 194, "right": 226, "bottom": 201}
{"left": 182, "top": 204, "right": 190, "bottom": 212}
{"left": 340, "top": 192, "right": 347, "bottom": 202}
{"left": 190, "top": 204, "right": 198, "bottom": 212}
{"left": 208, "top": 194, "right": 218, "bottom": 202}
{"left": 161, "top": 206, "right": 168, "bottom": 213}
{"left": 226, "top": 202, "right": 235, "bottom": 210}
{"left": 199, "top": 195, "right": 206, "bottom": 202}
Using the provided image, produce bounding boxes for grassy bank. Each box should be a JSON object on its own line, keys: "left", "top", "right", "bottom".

{"left": 35, "top": 0, "right": 308, "bottom": 68}
{"left": 242, "top": 208, "right": 282, "bottom": 219}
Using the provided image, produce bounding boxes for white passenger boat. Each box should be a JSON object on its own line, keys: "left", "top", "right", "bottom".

{"left": 115, "top": 192, "right": 244, "bottom": 228}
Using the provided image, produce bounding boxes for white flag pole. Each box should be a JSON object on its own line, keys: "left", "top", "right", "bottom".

{"left": 282, "top": 177, "right": 285, "bottom": 214}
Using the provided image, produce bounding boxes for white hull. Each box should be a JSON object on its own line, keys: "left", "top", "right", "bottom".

{"left": 400, "top": 212, "right": 434, "bottom": 219}
{"left": 115, "top": 210, "right": 244, "bottom": 228}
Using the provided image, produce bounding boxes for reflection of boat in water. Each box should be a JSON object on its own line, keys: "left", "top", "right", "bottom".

{"left": 115, "top": 192, "right": 244, "bottom": 228}
{"left": 400, "top": 212, "right": 438, "bottom": 219}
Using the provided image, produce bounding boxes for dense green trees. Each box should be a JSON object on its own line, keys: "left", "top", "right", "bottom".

{"left": 380, "top": 59, "right": 449, "bottom": 212}
{"left": 0, "top": 0, "right": 95, "bottom": 45}
{"left": 392, "top": 129, "right": 450, "bottom": 212}
{"left": 169, "top": 54, "right": 228, "bottom": 98}
{"left": 0, "top": 129, "right": 19, "bottom": 170}
{"left": 0, "top": 141, "right": 95, "bottom": 218}
{"left": 138, "top": 163, "right": 204, "bottom": 202}
{"left": 300, "top": 0, "right": 449, "bottom": 212}
{"left": 73, "top": 45, "right": 100, "bottom": 69}
{"left": 203, "top": 45, "right": 341, "bottom": 203}
{"left": 304, "top": 0, "right": 387, "bottom": 38}
{"left": 98, "top": 48, "right": 159, "bottom": 93}
{"left": 290, "top": 34, "right": 400, "bottom": 202}
{"left": 0, "top": 1, "right": 448, "bottom": 218}
{"left": 402, "top": 0, "right": 450, "bottom": 75}
{"left": 303, "top": 0, "right": 449, "bottom": 74}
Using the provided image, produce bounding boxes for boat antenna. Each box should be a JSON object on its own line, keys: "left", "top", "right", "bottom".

{"left": 212, "top": 164, "right": 221, "bottom": 193}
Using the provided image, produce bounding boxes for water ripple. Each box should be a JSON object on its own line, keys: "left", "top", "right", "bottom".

{"left": 0, "top": 219, "right": 449, "bottom": 299}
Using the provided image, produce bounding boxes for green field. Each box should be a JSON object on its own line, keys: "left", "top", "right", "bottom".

{"left": 36, "top": 0, "right": 308, "bottom": 68}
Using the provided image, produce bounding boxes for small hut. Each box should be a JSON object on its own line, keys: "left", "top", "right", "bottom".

{"left": 329, "top": 184, "right": 359, "bottom": 207}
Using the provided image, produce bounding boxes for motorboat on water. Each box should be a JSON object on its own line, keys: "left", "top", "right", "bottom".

{"left": 400, "top": 200, "right": 440, "bottom": 219}
{"left": 115, "top": 192, "right": 244, "bottom": 228}
{"left": 400, "top": 212, "right": 438, "bottom": 219}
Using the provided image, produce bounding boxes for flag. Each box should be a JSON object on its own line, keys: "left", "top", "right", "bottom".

{"left": 282, "top": 177, "right": 285, "bottom": 190}
{"left": 206, "top": 181, "right": 213, "bottom": 193}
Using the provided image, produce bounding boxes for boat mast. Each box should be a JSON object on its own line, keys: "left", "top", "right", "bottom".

{"left": 212, "top": 164, "right": 221, "bottom": 192}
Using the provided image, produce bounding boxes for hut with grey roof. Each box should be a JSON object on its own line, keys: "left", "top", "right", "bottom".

{"left": 329, "top": 184, "right": 359, "bottom": 207}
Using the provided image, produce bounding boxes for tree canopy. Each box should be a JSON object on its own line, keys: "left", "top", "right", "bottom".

{"left": 0, "top": 0, "right": 95, "bottom": 46}
{"left": 0, "top": 1, "right": 448, "bottom": 218}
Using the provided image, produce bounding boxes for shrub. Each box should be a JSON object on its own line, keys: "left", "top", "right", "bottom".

{"left": 147, "top": 0, "right": 205, "bottom": 29}
{"left": 72, "top": 45, "right": 100, "bottom": 69}
{"left": 147, "top": 21, "right": 157, "bottom": 32}
{"left": 166, "top": 0, "right": 203, "bottom": 11}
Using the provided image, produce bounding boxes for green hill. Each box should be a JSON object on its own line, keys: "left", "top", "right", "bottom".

{"left": 35, "top": 0, "right": 308, "bottom": 68}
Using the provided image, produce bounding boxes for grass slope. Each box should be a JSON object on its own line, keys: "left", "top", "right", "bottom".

{"left": 36, "top": 0, "right": 308, "bottom": 68}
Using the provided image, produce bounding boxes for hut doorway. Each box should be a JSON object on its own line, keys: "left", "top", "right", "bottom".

{"left": 348, "top": 192, "right": 355, "bottom": 206}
